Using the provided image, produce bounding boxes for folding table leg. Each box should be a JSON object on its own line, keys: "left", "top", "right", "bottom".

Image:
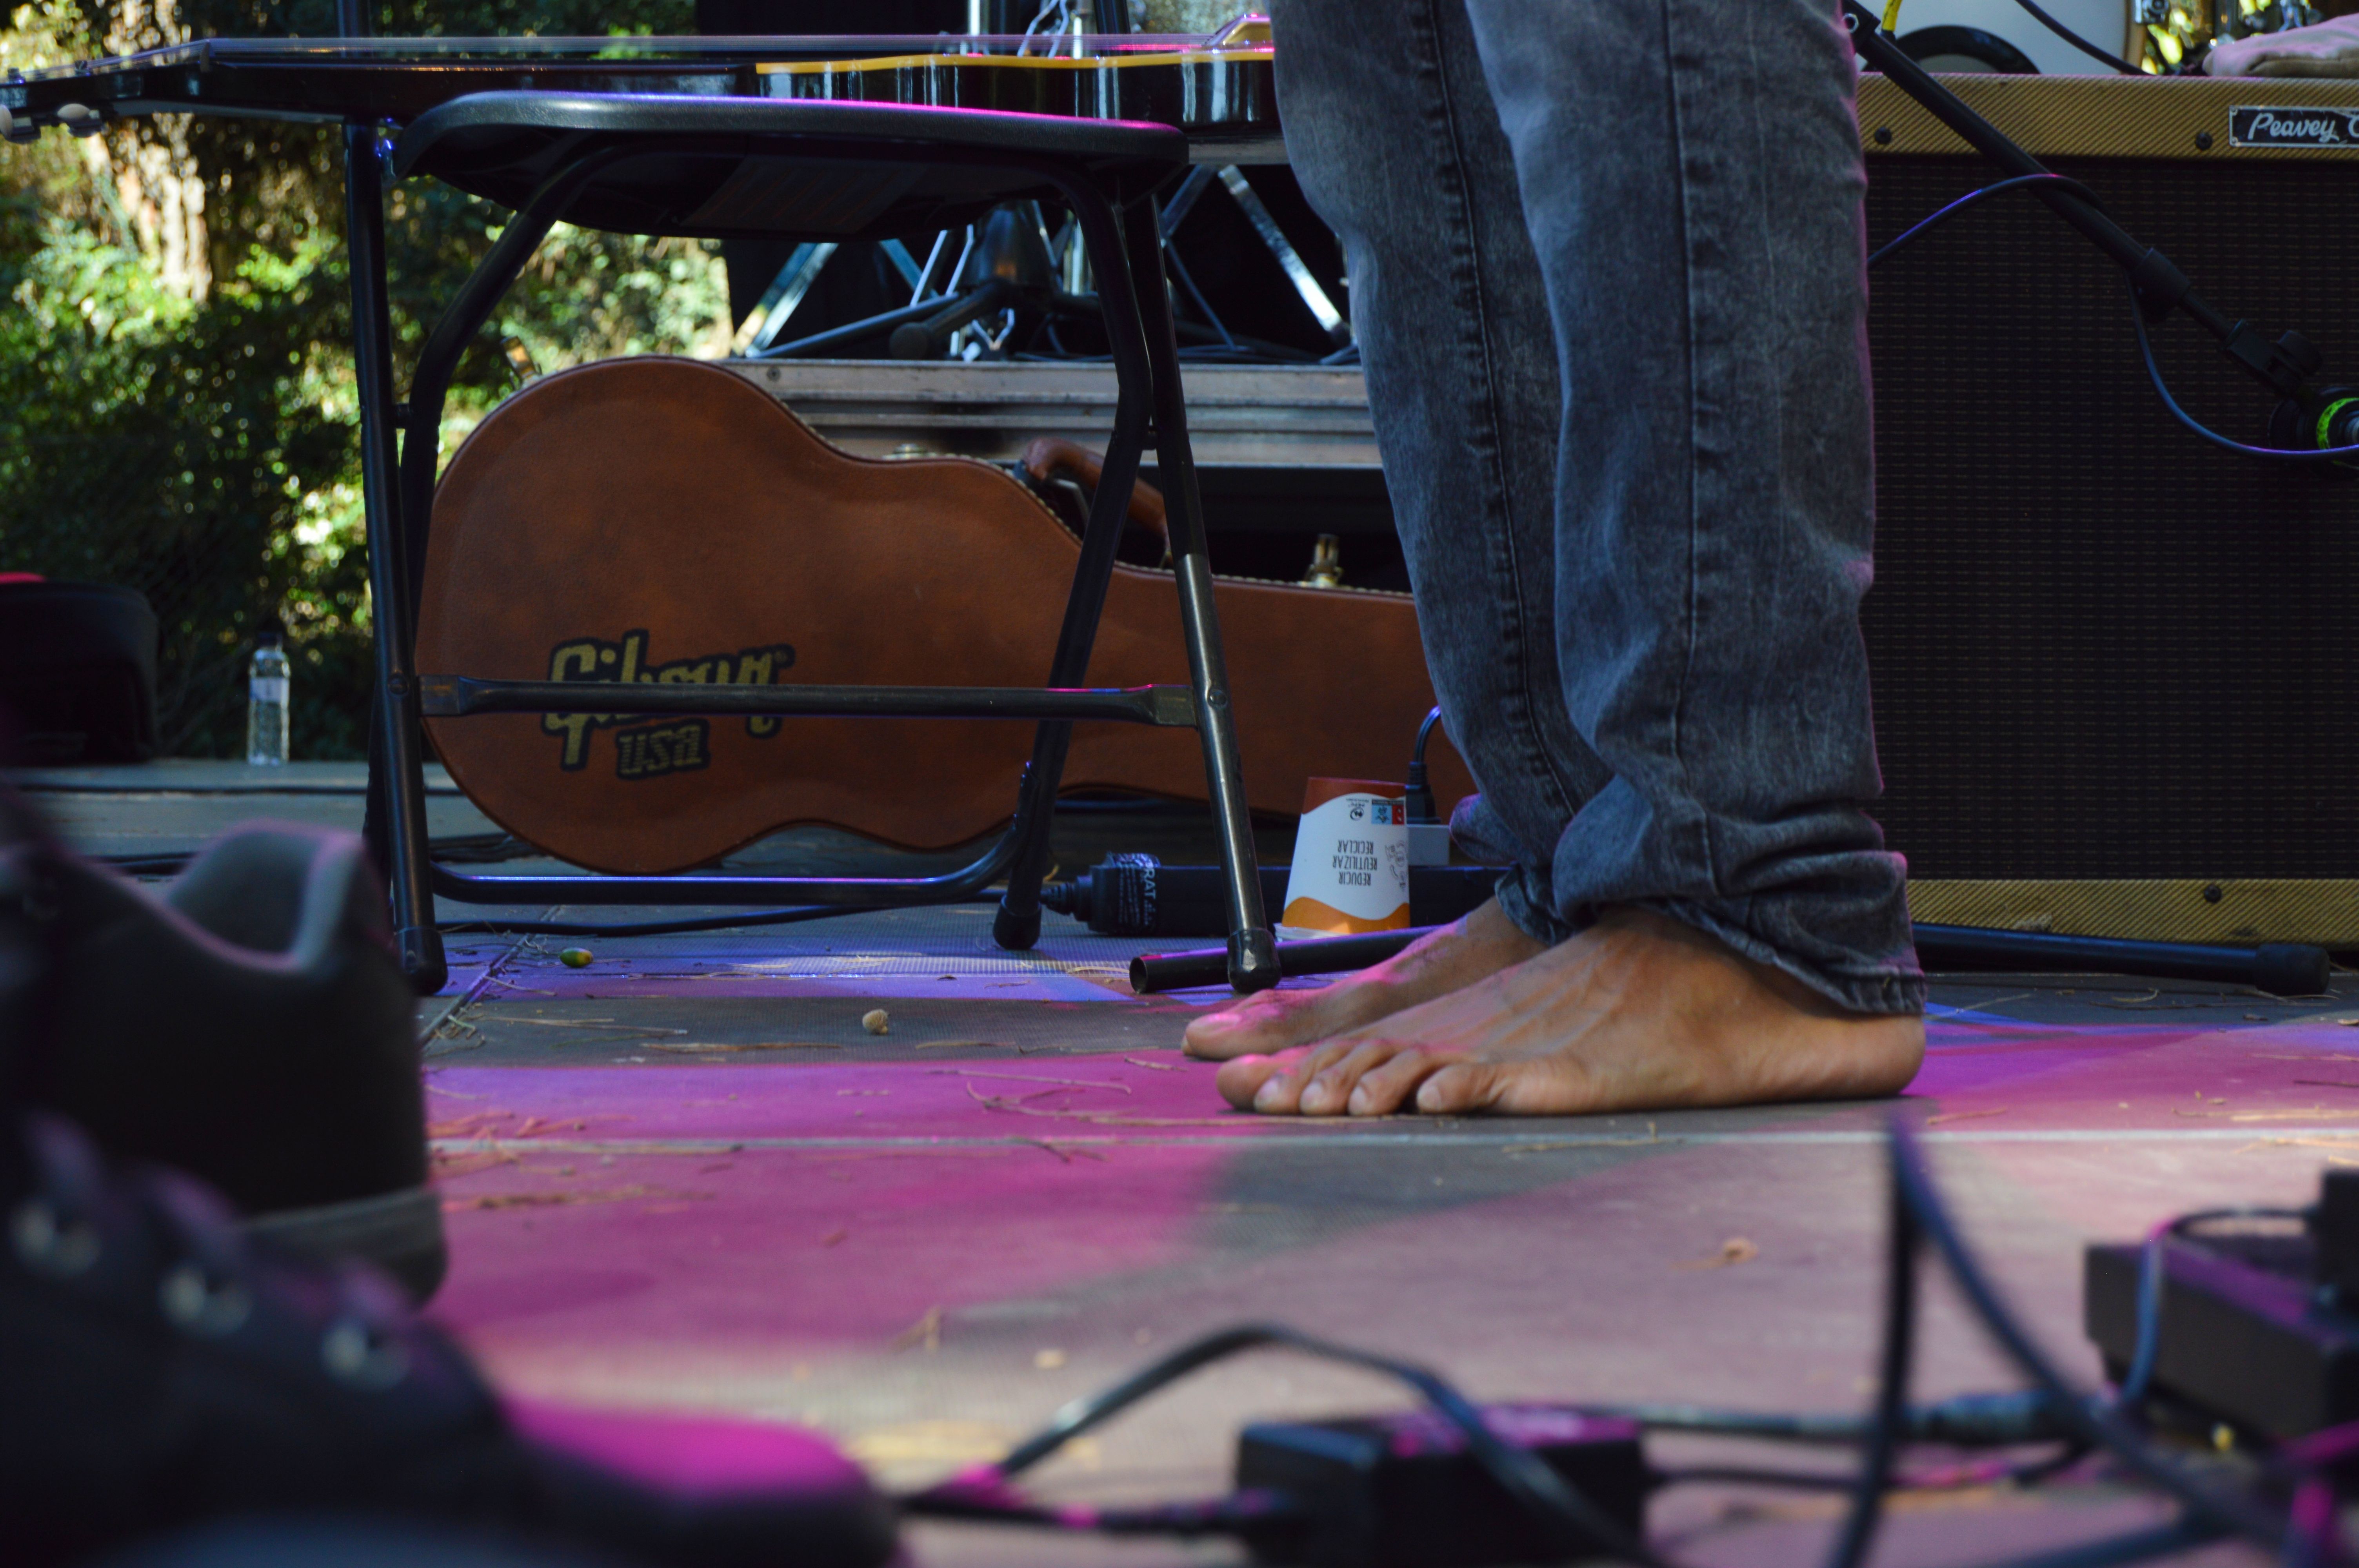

{"left": 346, "top": 122, "right": 446, "bottom": 995}
{"left": 1121, "top": 185, "right": 1278, "bottom": 993}
{"left": 395, "top": 152, "right": 630, "bottom": 617}
{"left": 991, "top": 190, "right": 1158, "bottom": 953}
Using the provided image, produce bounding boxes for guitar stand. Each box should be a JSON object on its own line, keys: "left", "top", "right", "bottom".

{"left": 350, "top": 93, "right": 1278, "bottom": 997}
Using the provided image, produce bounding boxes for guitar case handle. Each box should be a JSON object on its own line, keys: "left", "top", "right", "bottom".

{"left": 1020, "top": 437, "right": 1171, "bottom": 564}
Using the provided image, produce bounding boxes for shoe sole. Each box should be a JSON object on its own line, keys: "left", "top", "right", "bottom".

{"left": 242, "top": 1184, "right": 449, "bottom": 1303}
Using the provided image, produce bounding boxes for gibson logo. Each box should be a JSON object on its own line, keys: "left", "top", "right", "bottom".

{"left": 542, "top": 630, "right": 798, "bottom": 777}
{"left": 2230, "top": 107, "right": 2359, "bottom": 148}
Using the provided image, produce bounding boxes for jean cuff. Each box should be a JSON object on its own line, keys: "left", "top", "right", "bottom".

{"left": 1647, "top": 899, "right": 1928, "bottom": 1017}
{"left": 1494, "top": 865, "right": 1603, "bottom": 947}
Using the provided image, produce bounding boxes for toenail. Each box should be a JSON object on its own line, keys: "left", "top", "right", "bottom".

{"left": 1253, "top": 1078, "right": 1285, "bottom": 1109}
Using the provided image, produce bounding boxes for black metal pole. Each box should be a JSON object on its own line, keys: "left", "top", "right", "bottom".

{"left": 1130, "top": 924, "right": 2332, "bottom": 997}
{"left": 1912, "top": 924, "right": 2330, "bottom": 996}
{"left": 433, "top": 856, "right": 1024, "bottom": 909}
{"left": 1841, "top": 0, "right": 2321, "bottom": 398}
{"left": 396, "top": 150, "right": 631, "bottom": 625}
{"left": 761, "top": 293, "right": 952, "bottom": 359}
{"left": 990, "top": 180, "right": 1161, "bottom": 955}
{"left": 345, "top": 125, "right": 445, "bottom": 994}
{"left": 887, "top": 277, "right": 1016, "bottom": 359}
{"left": 338, "top": 0, "right": 449, "bottom": 989}
{"left": 1842, "top": 3, "right": 2185, "bottom": 307}
{"left": 422, "top": 676, "right": 1193, "bottom": 725}
{"left": 1132, "top": 927, "right": 1421, "bottom": 994}
{"left": 1119, "top": 185, "right": 1277, "bottom": 993}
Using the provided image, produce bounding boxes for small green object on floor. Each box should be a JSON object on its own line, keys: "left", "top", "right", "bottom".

{"left": 559, "top": 947, "right": 593, "bottom": 969}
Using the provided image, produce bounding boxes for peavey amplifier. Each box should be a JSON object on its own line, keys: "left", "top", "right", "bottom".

{"left": 1859, "top": 74, "right": 2359, "bottom": 947}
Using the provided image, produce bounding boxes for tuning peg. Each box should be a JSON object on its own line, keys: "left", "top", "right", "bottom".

{"left": 56, "top": 102, "right": 101, "bottom": 136}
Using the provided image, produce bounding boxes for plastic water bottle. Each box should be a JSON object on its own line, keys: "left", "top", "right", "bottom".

{"left": 245, "top": 630, "right": 290, "bottom": 766}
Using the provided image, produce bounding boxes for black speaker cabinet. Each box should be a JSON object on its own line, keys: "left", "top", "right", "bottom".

{"left": 1859, "top": 74, "right": 2359, "bottom": 945}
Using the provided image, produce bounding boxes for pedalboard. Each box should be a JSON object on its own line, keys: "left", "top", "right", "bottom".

{"left": 2085, "top": 1172, "right": 2359, "bottom": 1438}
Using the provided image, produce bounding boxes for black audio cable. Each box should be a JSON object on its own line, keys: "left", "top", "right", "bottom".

{"left": 898, "top": 1323, "right": 1670, "bottom": 1567}
{"left": 437, "top": 904, "right": 962, "bottom": 938}
{"left": 879, "top": 1123, "right": 2330, "bottom": 1568}
{"left": 2126, "top": 285, "right": 2359, "bottom": 461}
{"left": 2114, "top": 1205, "right": 2311, "bottom": 1409}
{"left": 1847, "top": 0, "right": 2359, "bottom": 464}
{"left": 1865, "top": 169, "right": 2359, "bottom": 462}
{"left": 1866, "top": 163, "right": 2359, "bottom": 461}
{"left": 2006, "top": 0, "right": 2143, "bottom": 73}
{"left": 1865, "top": 172, "right": 2103, "bottom": 270}
{"left": 103, "top": 830, "right": 539, "bottom": 880}
{"left": 1884, "top": 1121, "right": 2290, "bottom": 1549}
{"left": 434, "top": 896, "right": 1000, "bottom": 938}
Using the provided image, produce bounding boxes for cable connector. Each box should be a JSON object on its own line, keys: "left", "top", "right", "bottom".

{"left": 1405, "top": 708, "right": 1452, "bottom": 867}
{"left": 1404, "top": 707, "right": 1443, "bottom": 826}
{"left": 2221, "top": 319, "right": 2320, "bottom": 399}
{"left": 1908, "top": 1390, "right": 2081, "bottom": 1447}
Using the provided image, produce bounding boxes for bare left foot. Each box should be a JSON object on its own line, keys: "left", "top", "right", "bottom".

{"left": 1181, "top": 898, "right": 1546, "bottom": 1062}
{"left": 1216, "top": 906, "right": 1923, "bottom": 1117}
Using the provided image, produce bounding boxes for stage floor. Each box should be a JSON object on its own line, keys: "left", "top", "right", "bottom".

{"left": 23, "top": 763, "right": 2336, "bottom": 1568}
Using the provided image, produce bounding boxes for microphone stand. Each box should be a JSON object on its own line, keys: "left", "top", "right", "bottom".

{"left": 1842, "top": 0, "right": 2335, "bottom": 417}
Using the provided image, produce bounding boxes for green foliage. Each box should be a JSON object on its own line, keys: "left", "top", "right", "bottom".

{"left": 0, "top": 0, "right": 727, "bottom": 758}
{"left": 0, "top": 216, "right": 366, "bottom": 754}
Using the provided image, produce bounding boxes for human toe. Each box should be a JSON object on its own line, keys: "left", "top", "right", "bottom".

{"left": 1214, "top": 1054, "right": 1279, "bottom": 1110}
{"left": 1214, "top": 1045, "right": 1313, "bottom": 1112}
{"left": 1296, "top": 1041, "right": 1407, "bottom": 1116}
{"left": 1412, "top": 1058, "right": 1512, "bottom": 1115}
{"left": 1184, "top": 1008, "right": 1267, "bottom": 1061}
{"left": 1183, "top": 994, "right": 1307, "bottom": 1060}
{"left": 1344, "top": 1045, "right": 1455, "bottom": 1115}
{"left": 1214, "top": 1041, "right": 1349, "bottom": 1113}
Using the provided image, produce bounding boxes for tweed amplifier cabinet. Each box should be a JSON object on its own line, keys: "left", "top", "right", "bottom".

{"left": 1857, "top": 75, "right": 2359, "bottom": 946}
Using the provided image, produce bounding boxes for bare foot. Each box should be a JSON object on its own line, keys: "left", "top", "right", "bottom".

{"left": 1215, "top": 906, "right": 1923, "bottom": 1117}
{"left": 1181, "top": 898, "right": 1548, "bottom": 1061}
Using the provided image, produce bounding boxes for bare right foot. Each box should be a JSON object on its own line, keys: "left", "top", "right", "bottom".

{"left": 1180, "top": 897, "right": 1548, "bottom": 1061}
{"left": 1211, "top": 906, "right": 1924, "bottom": 1118}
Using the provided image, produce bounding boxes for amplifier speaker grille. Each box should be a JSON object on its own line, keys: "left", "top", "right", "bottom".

{"left": 1862, "top": 154, "right": 2359, "bottom": 882}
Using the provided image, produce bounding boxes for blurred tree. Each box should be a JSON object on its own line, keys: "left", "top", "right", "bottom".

{"left": 0, "top": 0, "right": 725, "bottom": 759}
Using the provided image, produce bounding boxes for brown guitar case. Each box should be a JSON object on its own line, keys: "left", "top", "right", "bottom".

{"left": 415, "top": 356, "right": 1472, "bottom": 875}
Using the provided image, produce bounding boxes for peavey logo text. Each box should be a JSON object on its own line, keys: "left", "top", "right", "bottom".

{"left": 542, "top": 630, "right": 798, "bottom": 780}
{"left": 2231, "top": 107, "right": 2359, "bottom": 148}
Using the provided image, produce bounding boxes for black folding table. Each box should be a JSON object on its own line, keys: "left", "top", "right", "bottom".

{"left": 358, "top": 88, "right": 1278, "bottom": 994}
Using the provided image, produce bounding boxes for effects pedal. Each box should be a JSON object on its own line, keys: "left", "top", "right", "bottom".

{"left": 2085, "top": 1172, "right": 2359, "bottom": 1439}
{"left": 1234, "top": 1406, "right": 1647, "bottom": 1568}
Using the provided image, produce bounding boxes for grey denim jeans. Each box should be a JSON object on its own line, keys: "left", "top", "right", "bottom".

{"left": 1269, "top": 0, "right": 1924, "bottom": 1014}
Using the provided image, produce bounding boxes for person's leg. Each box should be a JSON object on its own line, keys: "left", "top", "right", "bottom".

{"left": 1217, "top": 0, "right": 1926, "bottom": 1116}
{"left": 1183, "top": 0, "right": 1602, "bottom": 1060}
{"left": 1472, "top": 0, "right": 1917, "bottom": 1009}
